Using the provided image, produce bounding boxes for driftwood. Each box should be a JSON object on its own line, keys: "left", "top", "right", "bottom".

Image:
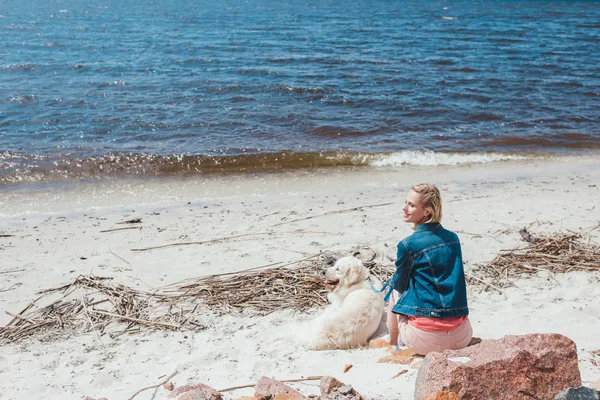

{"left": 273, "top": 202, "right": 393, "bottom": 227}
{"left": 161, "top": 250, "right": 393, "bottom": 315}
{"left": 117, "top": 218, "right": 142, "bottom": 224}
{"left": 127, "top": 371, "right": 177, "bottom": 400}
{"left": 131, "top": 232, "right": 277, "bottom": 252}
{"left": 0, "top": 284, "right": 20, "bottom": 293}
{"left": 4, "top": 231, "right": 595, "bottom": 342}
{"left": 0, "top": 268, "right": 25, "bottom": 275}
{"left": 219, "top": 376, "right": 323, "bottom": 392}
{"left": 0, "top": 276, "right": 207, "bottom": 343}
{"left": 0, "top": 250, "right": 391, "bottom": 343}
{"left": 470, "top": 230, "right": 600, "bottom": 290}
{"left": 100, "top": 226, "right": 141, "bottom": 233}
{"left": 130, "top": 229, "right": 343, "bottom": 253}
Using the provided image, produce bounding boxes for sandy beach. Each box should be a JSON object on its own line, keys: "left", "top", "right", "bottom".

{"left": 1, "top": 156, "right": 599, "bottom": 400}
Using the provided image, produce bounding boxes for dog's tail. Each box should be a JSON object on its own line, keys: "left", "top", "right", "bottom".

{"left": 267, "top": 319, "right": 315, "bottom": 348}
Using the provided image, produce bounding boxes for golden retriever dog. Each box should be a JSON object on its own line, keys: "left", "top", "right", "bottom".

{"left": 310, "top": 256, "right": 385, "bottom": 350}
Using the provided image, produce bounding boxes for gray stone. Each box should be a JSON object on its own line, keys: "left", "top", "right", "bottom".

{"left": 337, "top": 386, "right": 353, "bottom": 395}
{"left": 553, "top": 386, "right": 600, "bottom": 400}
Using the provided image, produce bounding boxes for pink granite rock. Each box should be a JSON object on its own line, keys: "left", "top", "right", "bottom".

{"left": 254, "top": 377, "right": 303, "bottom": 400}
{"left": 319, "top": 376, "right": 364, "bottom": 400}
{"left": 320, "top": 377, "right": 345, "bottom": 397}
{"left": 415, "top": 333, "right": 581, "bottom": 400}
{"left": 170, "top": 383, "right": 223, "bottom": 400}
{"left": 272, "top": 394, "right": 308, "bottom": 400}
{"left": 423, "top": 393, "right": 458, "bottom": 400}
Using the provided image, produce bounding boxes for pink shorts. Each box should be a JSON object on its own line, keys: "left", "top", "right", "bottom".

{"left": 398, "top": 313, "right": 473, "bottom": 355}
{"left": 386, "top": 290, "right": 472, "bottom": 355}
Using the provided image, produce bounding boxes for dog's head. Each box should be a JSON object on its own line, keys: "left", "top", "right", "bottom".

{"left": 324, "top": 256, "right": 369, "bottom": 288}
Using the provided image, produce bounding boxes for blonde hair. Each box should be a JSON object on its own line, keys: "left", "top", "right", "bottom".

{"left": 411, "top": 183, "right": 442, "bottom": 225}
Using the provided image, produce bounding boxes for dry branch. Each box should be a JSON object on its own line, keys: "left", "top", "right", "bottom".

{"left": 0, "top": 275, "right": 206, "bottom": 343}
{"left": 0, "top": 268, "right": 25, "bottom": 275}
{"left": 130, "top": 229, "right": 341, "bottom": 253}
{"left": 219, "top": 376, "right": 323, "bottom": 392}
{"left": 131, "top": 231, "right": 276, "bottom": 252}
{"left": 163, "top": 250, "right": 393, "bottom": 315}
{"left": 470, "top": 230, "right": 600, "bottom": 290}
{"left": 127, "top": 371, "right": 177, "bottom": 400}
{"left": 0, "top": 247, "right": 395, "bottom": 343}
{"left": 273, "top": 202, "right": 393, "bottom": 227}
{"left": 100, "top": 226, "right": 141, "bottom": 233}
{"left": 118, "top": 218, "right": 142, "bottom": 224}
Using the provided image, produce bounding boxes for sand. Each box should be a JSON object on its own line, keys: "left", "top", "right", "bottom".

{"left": 1, "top": 156, "right": 599, "bottom": 400}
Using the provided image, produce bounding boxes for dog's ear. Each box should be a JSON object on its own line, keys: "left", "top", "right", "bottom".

{"left": 345, "top": 264, "right": 363, "bottom": 285}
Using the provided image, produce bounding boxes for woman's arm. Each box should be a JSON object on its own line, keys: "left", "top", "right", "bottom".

{"left": 392, "top": 241, "right": 410, "bottom": 292}
{"left": 387, "top": 290, "right": 400, "bottom": 346}
{"left": 387, "top": 243, "right": 409, "bottom": 346}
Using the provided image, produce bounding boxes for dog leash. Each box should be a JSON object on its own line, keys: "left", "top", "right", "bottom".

{"left": 370, "top": 277, "right": 394, "bottom": 302}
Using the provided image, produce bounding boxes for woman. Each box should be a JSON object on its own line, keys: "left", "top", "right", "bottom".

{"left": 386, "top": 183, "right": 472, "bottom": 355}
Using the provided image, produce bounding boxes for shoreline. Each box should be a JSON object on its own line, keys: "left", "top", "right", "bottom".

{"left": 1, "top": 154, "right": 599, "bottom": 216}
{"left": 1, "top": 149, "right": 598, "bottom": 190}
{"left": 1, "top": 155, "right": 599, "bottom": 399}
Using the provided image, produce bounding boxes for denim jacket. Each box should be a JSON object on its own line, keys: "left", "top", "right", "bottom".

{"left": 390, "top": 222, "right": 469, "bottom": 318}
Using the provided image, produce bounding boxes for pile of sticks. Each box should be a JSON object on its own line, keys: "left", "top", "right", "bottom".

{"left": 472, "top": 230, "right": 600, "bottom": 289}
{"left": 1, "top": 251, "right": 393, "bottom": 342}
{"left": 5, "top": 232, "right": 597, "bottom": 342}
{"left": 163, "top": 250, "right": 394, "bottom": 315}
{"left": 165, "top": 265, "right": 328, "bottom": 314}
{"left": 0, "top": 275, "right": 206, "bottom": 343}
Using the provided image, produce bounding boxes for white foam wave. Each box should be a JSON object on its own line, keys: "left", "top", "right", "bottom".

{"left": 369, "top": 151, "right": 531, "bottom": 167}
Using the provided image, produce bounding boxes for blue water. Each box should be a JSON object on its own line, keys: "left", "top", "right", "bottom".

{"left": 1, "top": 0, "right": 599, "bottom": 182}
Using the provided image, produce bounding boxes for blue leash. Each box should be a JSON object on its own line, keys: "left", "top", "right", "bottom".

{"left": 371, "top": 277, "right": 394, "bottom": 302}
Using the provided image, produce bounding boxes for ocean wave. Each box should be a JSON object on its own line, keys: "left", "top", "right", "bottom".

{"left": 369, "top": 151, "right": 529, "bottom": 167}
{"left": 1, "top": 62, "right": 36, "bottom": 71}
{"left": 0, "top": 150, "right": 537, "bottom": 185}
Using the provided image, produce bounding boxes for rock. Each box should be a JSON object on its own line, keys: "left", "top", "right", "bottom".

{"left": 179, "top": 390, "right": 220, "bottom": 400}
{"left": 415, "top": 333, "right": 581, "bottom": 400}
{"left": 368, "top": 338, "right": 391, "bottom": 349}
{"left": 320, "top": 377, "right": 344, "bottom": 396}
{"left": 319, "top": 376, "right": 364, "bottom": 400}
{"left": 424, "top": 393, "right": 458, "bottom": 400}
{"left": 377, "top": 348, "right": 416, "bottom": 365}
{"left": 553, "top": 387, "right": 600, "bottom": 400}
{"left": 170, "top": 384, "right": 223, "bottom": 400}
{"left": 273, "top": 394, "right": 307, "bottom": 400}
{"left": 338, "top": 386, "right": 353, "bottom": 395}
{"left": 254, "top": 377, "right": 303, "bottom": 400}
